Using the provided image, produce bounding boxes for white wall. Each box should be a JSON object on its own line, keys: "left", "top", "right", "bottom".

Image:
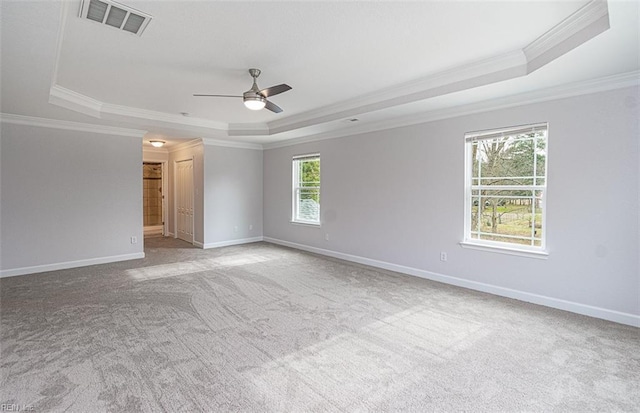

{"left": 263, "top": 86, "right": 640, "bottom": 324}
{"left": 203, "top": 144, "right": 263, "bottom": 247}
{"left": 0, "top": 122, "right": 144, "bottom": 276}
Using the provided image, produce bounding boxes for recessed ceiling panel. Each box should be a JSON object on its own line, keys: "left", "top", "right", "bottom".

{"left": 3, "top": 0, "right": 637, "bottom": 145}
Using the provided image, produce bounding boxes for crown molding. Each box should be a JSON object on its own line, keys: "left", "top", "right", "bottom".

{"left": 102, "top": 102, "right": 228, "bottom": 131}
{"left": 525, "top": 0, "right": 608, "bottom": 62}
{"left": 8, "top": 70, "right": 636, "bottom": 152}
{"left": 202, "top": 138, "right": 263, "bottom": 150}
{"left": 48, "top": 86, "right": 229, "bottom": 132}
{"left": 524, "top": 0, "right": 609, "bottom": 73}
{"left": 50, "top": 0, "right": 69, "bottom": 91}
{"left": 169, "top": 138, "right": 203, "bottom": 152}
{"left": 266, "top": 1, "right": 609, "bottom": 136}
{"left": 47, "top": 1, "right": 611, "bottom": 143}
{"left": 380, "top": 71, "right": 640, "bottom": 135}
{"left": 383, "top": 50, "right": 527, "bottom": 103}
{"left": 49, "top": 85, "right": 103, "bottom": 118}
{"left": 0, "top": 113, "right": 147, "bottom": 137}
{"left": 228, "top": 123, "right": 270, "bottom": 136}
{"left": 263, "top": 70, "right": 639, "bottom": 150}
{"left": 265, "top": 50, "right": 527, "bottom": 136}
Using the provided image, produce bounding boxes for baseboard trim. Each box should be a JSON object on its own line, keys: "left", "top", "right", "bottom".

{"left": 0, "top": 252, "right": 146, "bottom": 278}
{"left": 263, "top": 237, "right": 639, "bottom": 327}
{"left": 200, "top": 236, "right": 264, "bottom": 249}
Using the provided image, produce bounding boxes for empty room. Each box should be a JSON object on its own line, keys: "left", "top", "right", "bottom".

{"left": 1, "top": 0, "right": 638, "bottom": 411}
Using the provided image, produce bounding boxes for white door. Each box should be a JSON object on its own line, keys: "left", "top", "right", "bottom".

{"left": 175, "top": 159, "right": 194, "bottom": 243}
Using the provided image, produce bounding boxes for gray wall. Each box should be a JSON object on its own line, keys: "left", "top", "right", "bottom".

{"left": 1, "top": 87, "right": 636, "bottom": 322}
{"left": 263, "top": 87, "right": 640, "bottom": 318}
{"left": 203, "top": 144, "right": 263, "bottom": 246}
{"left": 0, "top": 123, "right": 144, "bottom": 273}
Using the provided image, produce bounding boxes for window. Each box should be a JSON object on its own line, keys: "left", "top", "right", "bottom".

{"left": 292, "top": 154, "right": 320, "bottom": 225}
{"left": 463, "top": 123, "right": 548, "bottom": 254}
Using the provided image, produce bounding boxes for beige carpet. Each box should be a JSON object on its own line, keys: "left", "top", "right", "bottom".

{"left": 1, "top": 238, "right": 638, "bottom": 412}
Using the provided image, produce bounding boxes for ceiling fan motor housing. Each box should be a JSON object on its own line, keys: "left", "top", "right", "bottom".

{"left": 243, "top": 69, "right": 267, "bottom": 109}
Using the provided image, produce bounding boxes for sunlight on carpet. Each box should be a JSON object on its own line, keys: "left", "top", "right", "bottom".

{"left": 248, "top": 305, "right": 492, "bottom": 410}
{"left": 126, "top": 253, "right": 274, "bottom": 281}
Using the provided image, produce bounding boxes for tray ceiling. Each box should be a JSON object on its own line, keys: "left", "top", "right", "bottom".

{"left": 1, "top": 0, "right": 638, "bottom": 145}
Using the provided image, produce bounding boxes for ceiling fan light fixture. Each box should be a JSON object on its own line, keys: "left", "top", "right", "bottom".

{"left": 149, "top": 140, "right": 165, "bottom": 148}
{"left": 244, "top": 96, "right": 266, "bottom": 111}
{"left": 195, "top": 68, "right": 291, "bottom": 113}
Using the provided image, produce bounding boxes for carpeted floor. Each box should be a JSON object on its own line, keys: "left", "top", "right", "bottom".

{"left": 1, "top": 238, "right": 638, "bottom": 412}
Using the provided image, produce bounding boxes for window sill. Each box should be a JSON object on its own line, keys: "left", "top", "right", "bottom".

{"left": 459, "top": 241, "right": 549, "bottom": 260}
{"left": 290, "top": 220, "right": 321, "bottom": 228}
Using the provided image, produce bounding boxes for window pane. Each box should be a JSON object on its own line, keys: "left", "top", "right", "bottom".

{"left": 300, "top": 159, "right": 320, "bottom": 185}
{"left": 535, "top": 137, "right": 547, "bottom": 178}
{"left": 297, "top": 189, "right": 320, "bottom": 222}
{"left": 466, "top": 125, "right": 547, "bottom": 249}
{"left": 469, "top": 193, "right": 544, "bottom": 245}
{"left": 293, "top": 155, "right": 320, "bottom": 223}
{"left": 471, "top": 142, "right": 480, "bottom": 178}
{"left": 531, "top": 191, "right": 544, "bottom": 241}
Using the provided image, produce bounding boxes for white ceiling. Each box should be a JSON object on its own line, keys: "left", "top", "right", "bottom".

{"left": 1, "top": 0, "right": 638, "bottom": 147}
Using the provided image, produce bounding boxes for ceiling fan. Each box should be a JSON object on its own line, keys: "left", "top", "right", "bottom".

{"left": 194, "top": 69, "right": 292, "bottom": 113}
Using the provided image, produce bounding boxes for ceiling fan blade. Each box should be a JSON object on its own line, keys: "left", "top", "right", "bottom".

{"left": 259, "top": 84, "right": 291, "bottom": 98}
{"left": 264, "top": 100, "right": 283, "bottom": 113}
{"left": 193, "top": 94, "right": 242, "bottom": 98}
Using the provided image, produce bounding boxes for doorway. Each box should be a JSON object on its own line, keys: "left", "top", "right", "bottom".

{"left": 143, "top": 162, "right": 164, "bottom": 237}
{"left": 175, "top": 158, "right": 194, "bottom": 243}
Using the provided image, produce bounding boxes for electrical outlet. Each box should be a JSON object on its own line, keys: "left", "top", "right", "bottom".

{"left": 325, "top": 233, "right": 330, "bottom": 241}
{"left": 440, "top": 252, "right": 447, "bottom": 262}
{"left": 234, "top": 226, "right": 238, "bottom": 232}
{"left": 131, "top": 236, "right": 137, "bottom": 244}
{"left": 249, "top": 224, "right": 253, "bottom": 231}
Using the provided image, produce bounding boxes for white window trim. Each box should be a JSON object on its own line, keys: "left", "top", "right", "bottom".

{"left": 290, "top": 220, "right": 322, "bottom": 228}
{"left": 459, "top": 240, "right": 549, "bottom": 259}
{"left": 463, "top": 123, "right": 549, "bottom": 257}
{"left": 292, "top": 153, "right": 321, "bottom": 226}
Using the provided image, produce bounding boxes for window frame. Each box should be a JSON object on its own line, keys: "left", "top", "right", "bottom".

{"left": 461, "top": 123, "right": 549, "bottom": 259}
{"left": 291, "top": 154, "right": 321, "bottom": 226}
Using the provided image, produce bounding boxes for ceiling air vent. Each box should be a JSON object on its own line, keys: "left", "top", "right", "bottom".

{"left": 79, "top": 0, "right": 152, "bottom": 36}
